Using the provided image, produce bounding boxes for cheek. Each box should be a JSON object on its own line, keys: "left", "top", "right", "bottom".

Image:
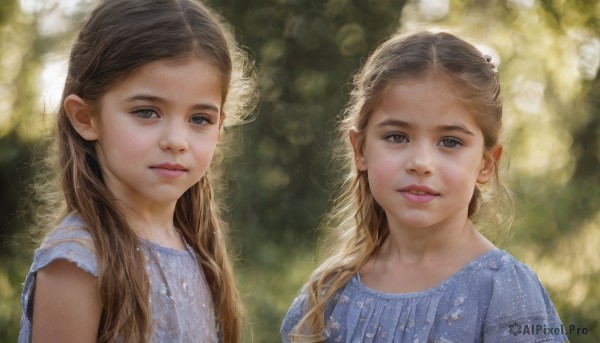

{"left": 365, "top": 147, "right": 399, "bottom": 187}
{"left": 194, "top": 146, "right": 216, "bottom": 164}
{"left": 98, "top": 117, "right": 141, "bottom": 142}
{"left": 440, "top": 154, "right": 482, "bottom": 185}
{"left": 106, "top": 129, "right": 152, "bottom": 155}
{"left": 96, "top": 127, "right": 156, "bottom": 167}
{"left": 369, "top": 157, "right": 397, "bottom": 179}
{"left": 191, "top": 133, "right": 220, "bottom": 161}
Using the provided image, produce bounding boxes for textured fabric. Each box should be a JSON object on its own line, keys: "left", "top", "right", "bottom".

{"left": 281, "top": 250, "right": 568, "bottom": 343}
{"left": 19, "top": 214, "right": 218, "bottom": 343}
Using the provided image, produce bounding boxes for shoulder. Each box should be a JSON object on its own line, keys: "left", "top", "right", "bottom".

{"left": 472, "top": 250, "right": 567, "bottom": 341}
{"left": 475, "top": 250, "right": 551, "bottom": 305}
{"left": 32, "top": 213, "right": 98, "bottom": 277}
{"left": 466, "top": 250, "right": 553, "bottom": 308}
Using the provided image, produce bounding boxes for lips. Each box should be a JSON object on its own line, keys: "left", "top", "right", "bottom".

{"left": 150, "top": 163, "right": 188, "bottom": 178}
{"left": 398, "top": 185, "right": 439, "bottom": 203}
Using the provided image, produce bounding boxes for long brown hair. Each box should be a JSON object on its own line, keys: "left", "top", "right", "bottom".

{"left": 290, "top": 31, "right": 510, "bottom": 342}
{"left": 36, "top": 0, "right": 256, "bottom": 342}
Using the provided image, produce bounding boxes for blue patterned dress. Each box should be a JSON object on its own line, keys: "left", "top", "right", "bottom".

{"left": 281, "top": 250, "right": 568, "bottom": 343}
{"left": 19, "top": 214, "right": 218, "bottom": 343}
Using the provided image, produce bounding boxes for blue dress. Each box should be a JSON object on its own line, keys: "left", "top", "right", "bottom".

{"left": 281, "top": 250, "right": 568, "bottom": 342}
{"left": 19, "top": 214, "right": 218, "bottom": 343}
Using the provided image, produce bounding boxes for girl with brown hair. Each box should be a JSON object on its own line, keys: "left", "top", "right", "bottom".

{"left": 281, "top": 31, "right": 566, "bottom": 343}
{"left": 19, "top": 0, "right": 256, "bottom": 342}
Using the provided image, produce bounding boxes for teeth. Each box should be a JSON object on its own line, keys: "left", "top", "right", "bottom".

{"left": 410, "top": 190, "right": 427, "bottom": 195}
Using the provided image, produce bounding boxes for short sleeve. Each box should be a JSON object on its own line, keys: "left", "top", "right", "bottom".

{"left": 280, "top": 288, "right": 309, "bottom": 343}
{"left": 19, "top": 215, "right": 98, "bottom": 343}
{"left": 31, "top": 221, "right": 98, "bottom": 277}
{"left": 483, "top": 260, "right": 568, "bottom": 342}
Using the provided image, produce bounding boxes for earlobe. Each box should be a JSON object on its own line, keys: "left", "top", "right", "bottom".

{"left": 477, "top": 144, "right": 503, "bottom": 184}
{"left": 63, "top": 94, "right": 98, "bottom": 141}
{"left": 349, "top": 130, "right": 367, "bottom": 171}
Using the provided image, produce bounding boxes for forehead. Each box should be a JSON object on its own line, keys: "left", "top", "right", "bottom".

{"left": 129, "top": 56, "right": 220, "bottom": 80}
{"left": 369, "top": 75, "right": 481, "bottom": 131}
{"left": 383, "top": 73, "right": 465, "bottom": 105}
{"left": 104, "top": 57, "right": 222, "bottom": 93}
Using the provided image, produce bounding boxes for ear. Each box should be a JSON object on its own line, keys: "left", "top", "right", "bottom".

{"left": 217, "top": 111, "right": 226, "bottom": 140}
{"left": 349, "top": 129, "right": 367, "bottom": 171}
{"left": 477, "top": 144, "right": 503, "bottom": 184}
{"left": 218, "top": 111, "right": 226, "bottom": 129}
{"left": 63, "top": 94, "right": 99, "bottom": 141}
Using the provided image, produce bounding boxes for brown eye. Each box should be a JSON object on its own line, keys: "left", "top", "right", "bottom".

{"left": 189, "top": 115, "right": 211, "bottom": 125}
{"left": 438, "top": 137, "right": 462, "bottom": 148}
{"left": 133, "top": 108, "right": 159, "bottom": 119}
{"left": 385, "top": 133, "right": 408, "bottom": 143}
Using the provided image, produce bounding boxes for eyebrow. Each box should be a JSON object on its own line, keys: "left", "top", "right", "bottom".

{"left": 375, "top": 119, "right": 411, "bottom": 129}
{"left": 438, "top": 124, "right": 476, "bottom": 136}
{"left": 125, "top": 94, "right": 220, "bottom": 113}
{"left": 375, "top": 119, "right": 476, "bottom": 136}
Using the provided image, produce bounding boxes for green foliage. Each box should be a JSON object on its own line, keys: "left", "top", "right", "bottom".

{"left": 215, "top": 0, "right": 407, "bottom": 244}
{"left": 0, "top": 132, "right": 36, "bottom": 341}
{"left": 1, "top": 0, "right": 599, "bottom": 342}
{"left": 0, "top": 0, "right": 17, "bottom": 25}
{"left": 0, "top": 0, "right": 39, "bottom": 340}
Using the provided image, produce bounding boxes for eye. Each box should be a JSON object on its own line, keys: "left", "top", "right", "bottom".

{"left": 438, "top": 137, "right": 463, "bottom": 148}
{"left": 133, "top": 108, "right": 159, "bottom": 119}
{"left": 189, "top": 115, "right": 211, "bottom": 125}
{"left": 384, "top": 133, "right": 409, "bottom": 143}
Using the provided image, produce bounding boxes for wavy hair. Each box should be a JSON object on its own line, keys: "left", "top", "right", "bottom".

{"left": 290, "top": 31, "right": 510, "bottom": 342}
{"left": 34, "top": 0, "right": 257, "bottom": 342}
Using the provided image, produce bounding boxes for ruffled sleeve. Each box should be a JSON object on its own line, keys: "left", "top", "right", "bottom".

{"left": 483, "top": 258, "right": 568, "bottom": 342}
{"left": 19, "top": 215, "right": 98, "bottom": 343}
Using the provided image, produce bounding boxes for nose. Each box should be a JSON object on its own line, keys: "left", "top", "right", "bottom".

{"left": 159, "top": 119, "right": 189, "bottom": 153}
{"left": 405, "top": 142, "right": 434, "bottom": 176}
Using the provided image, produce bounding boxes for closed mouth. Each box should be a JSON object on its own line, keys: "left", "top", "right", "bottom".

{"left": 151, "top": 163, "right": 188, "bottom": 171}
{"left": 399, "top": 185, "right": 439, "bottom": 196}
{"left": 407, "top": 190, "right": 430, "bottom": 195}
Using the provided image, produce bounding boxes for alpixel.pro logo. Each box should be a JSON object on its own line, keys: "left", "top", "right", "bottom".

{"left": 509, "top": 322, "right": 588, "bottom": 336}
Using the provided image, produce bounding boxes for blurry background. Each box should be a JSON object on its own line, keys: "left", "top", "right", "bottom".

{"left": 1, "top": 0, "right": 599, "bottom": 342}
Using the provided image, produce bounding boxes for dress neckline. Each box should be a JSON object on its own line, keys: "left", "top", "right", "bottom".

{"left": 352, "top": 249, "right": 505, "bottom": 299}
{"left": 144, "top": 238, "right": 194, "bottom": 256}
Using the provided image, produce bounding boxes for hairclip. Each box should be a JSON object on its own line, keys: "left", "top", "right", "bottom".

{"left": 484, "top": 55, "right": 497, "bottom": 71}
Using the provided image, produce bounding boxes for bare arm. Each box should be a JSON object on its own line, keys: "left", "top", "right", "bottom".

{"left": 31, "top": 259, "right": 101, "bottom": 343}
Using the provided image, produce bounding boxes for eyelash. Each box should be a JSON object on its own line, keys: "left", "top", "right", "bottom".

{"left": 133, "top": 107, "right": 158, "bottom": 119}
{"left": 438, "top": 137, "right": 463, "bottom": 148}
{"left": 132, "top": 108, "right": 212, "bottom": 125}
{"left": 384, "top": 133, "right": 408, "bottom": 143}
{"left": 189, "top": 115, "right": 211, "bottom": 125}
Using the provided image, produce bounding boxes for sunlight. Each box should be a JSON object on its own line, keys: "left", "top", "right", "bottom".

{"left": 578, "top": 37, "right": 600, "bottom": 80}
{"left": 417, "top": 0, "right": 450, "bottom": 21}
{"left": 19, "top": 0, "right": 87, "bottom": 15}
{"left": 39, "top": 54, "right": 68, "bottom": 115}
{"left": 511, "top": 76, "right": 545, "bottom": 114}
{"left": 19, "top": 0, "right": 93, "bottom": 36}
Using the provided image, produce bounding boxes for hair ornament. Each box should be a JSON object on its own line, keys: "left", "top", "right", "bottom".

{"left": 484, "top": 54, "right": 497, "bottom": 71}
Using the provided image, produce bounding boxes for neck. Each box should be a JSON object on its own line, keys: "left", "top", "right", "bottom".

{"left": 118, "top": 200, "right": 185, "bottom": 249}
{"left": 380, "top": 215, "right": 489, "bottom": 264}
